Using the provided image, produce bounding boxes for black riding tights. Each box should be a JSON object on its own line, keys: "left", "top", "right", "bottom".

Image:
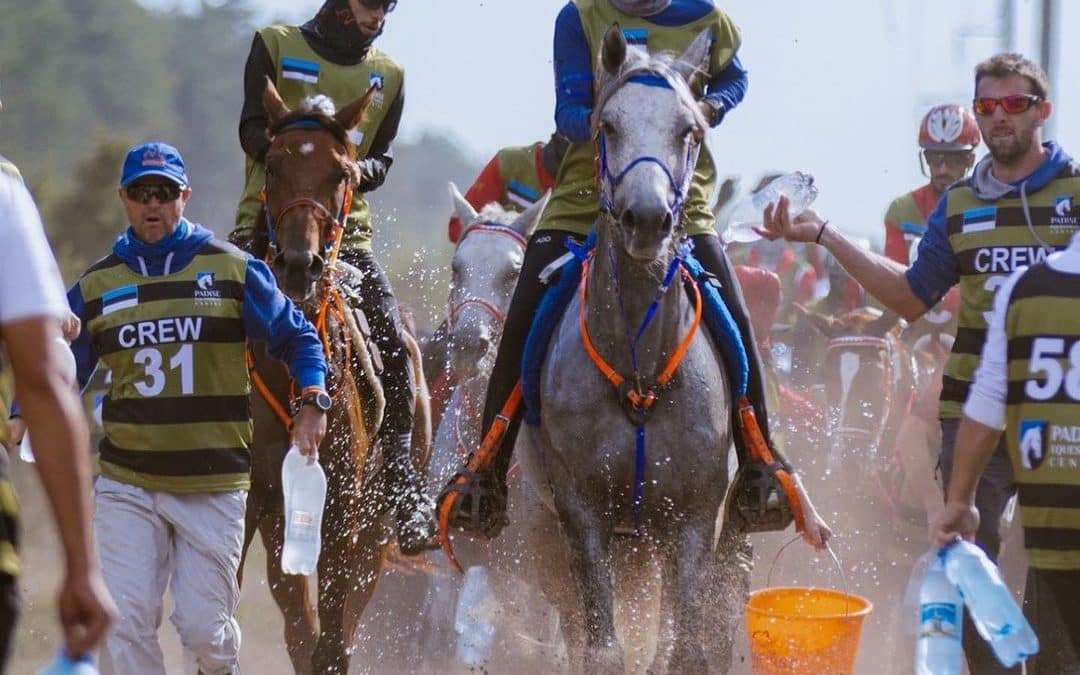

{"left": 479, "top": 231, "right": 775, "bottom": 477}
{"left": 339, "top": 250, "right": 415, "bottom": 442}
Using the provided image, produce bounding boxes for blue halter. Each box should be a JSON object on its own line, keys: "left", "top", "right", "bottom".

{"left": 595, "top": 73, "right": 700, "bottom": 228}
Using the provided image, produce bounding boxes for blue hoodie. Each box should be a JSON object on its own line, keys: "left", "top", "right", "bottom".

{"left": 906, "top": 141, "right": 1079, "bottom": 308}
{"left": 67, "top": 218, "right": 327, "bottom": 392}
{"left": 554, "top": 0, "right": 749, "bottom": 143}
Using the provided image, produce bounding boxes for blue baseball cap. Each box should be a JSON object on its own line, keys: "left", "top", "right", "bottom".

{"left": 120, "top": 141, "right": 188, "bottom": 188}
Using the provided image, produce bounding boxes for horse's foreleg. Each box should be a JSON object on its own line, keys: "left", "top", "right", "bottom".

{"left": 667, "top": 521, "right": 714, "bottom": 674}
{"left": 340, "top": 536, "right": 385, "bottom": 656}
{"left": 260, "top": 514, "right": 318, "bottom": 675}
{"left": 311, "top": 534, "right": 359, "bottom": 675}
{"left": 237, "top": 491, "right": 262, "bottom": 589}
{"left": 557, "top": 499, "right": 622, "bottom": 674}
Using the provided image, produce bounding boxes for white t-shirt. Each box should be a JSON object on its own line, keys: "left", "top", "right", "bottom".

{"left": 0, "top": 173, "right": 69, "bottom": 325}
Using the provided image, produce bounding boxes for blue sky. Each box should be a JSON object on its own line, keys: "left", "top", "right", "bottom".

{"left": 142, "top": 0, "right": 1077, "bottom": 243}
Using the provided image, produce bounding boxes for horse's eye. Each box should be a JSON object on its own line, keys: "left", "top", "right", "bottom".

{"left": 602, "top": 121, "right": 618, "bottom": 138}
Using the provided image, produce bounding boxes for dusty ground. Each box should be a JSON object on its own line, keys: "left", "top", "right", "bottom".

{"left": 9, "top": 451, "right": 1031, "bottom": 674}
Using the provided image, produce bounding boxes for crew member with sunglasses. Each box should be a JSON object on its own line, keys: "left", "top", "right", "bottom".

{"left": 762, "top": 52, "right": 1080, "bottom": 675}
{"left": 59, "top": 141, "right": 328, "bottom": 674}
{"left": 884, "top": 104, "right": 980, "bottom": 265}
{"left": 230, "top": 0, "right": 439, "bottom": 554}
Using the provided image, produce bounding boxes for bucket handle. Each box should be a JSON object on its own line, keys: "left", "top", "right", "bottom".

{"left": 767, "top": 535, "right": 855, "bottom": 616}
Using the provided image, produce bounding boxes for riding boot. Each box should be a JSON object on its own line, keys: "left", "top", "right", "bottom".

{"left": 337, "top": 250, "right": 437, "bottom": 554}
{"left": 382, "top": 430, "right": 437, "bottom": 555}
{"left": 689, "top": 233, "right": 796, "bottom": 532}
{"left": 438, "top": 230, "right": 582, "bottom": 537}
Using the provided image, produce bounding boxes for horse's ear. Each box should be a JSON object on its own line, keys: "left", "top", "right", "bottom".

{"left": 713, "top": 177, "right": 738, "bottom": 220}
{"left": 795, "top": 302, "right": 840, "bottom": 339}
{"left": 509, "top": 190, "right": 550, "bottom": 238}
{"left": 263, "top": 77, "right": 291, "bottom": 127}
{"left": 449, "top": 182, "right": 479, "bottom": 226}
{"left": 334, "top": 85, "right": 378, "bottom": 132}
{"left": 601, "top": 23, "right": 627, "bottom": 75}
{"left": 866, "top": 309, "right": 903, "bottom": 337}
{"left": 674, "top": 29, "right": 712, "bottom": 83}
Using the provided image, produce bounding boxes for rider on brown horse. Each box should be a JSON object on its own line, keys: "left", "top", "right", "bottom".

{"left": 230, "top": 0, "right": 435, "bottom": 554}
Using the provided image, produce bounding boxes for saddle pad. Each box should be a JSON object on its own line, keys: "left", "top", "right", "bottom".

{"left": 521, "top": 240, "right": 749, "bottom": 426}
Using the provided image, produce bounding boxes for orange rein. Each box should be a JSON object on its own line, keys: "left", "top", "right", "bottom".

{"left": 578, "top": 255, "right": 703, "bottom": 413}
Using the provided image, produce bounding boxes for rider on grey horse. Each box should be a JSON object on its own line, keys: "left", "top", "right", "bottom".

{"left": 229, "top": 0, "right": 436, "bottom": 554}
{"left": 440, "top": 0, "right": 800, "bottom": 537}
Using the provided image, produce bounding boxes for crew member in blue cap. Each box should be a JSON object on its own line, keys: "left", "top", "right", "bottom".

{"left": 45, "top": 141, "right": 330, "bottom": 674}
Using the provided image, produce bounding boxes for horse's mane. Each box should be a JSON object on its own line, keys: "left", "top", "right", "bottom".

{"left": 592, "top": 48, "right": 707, "bottom": 134}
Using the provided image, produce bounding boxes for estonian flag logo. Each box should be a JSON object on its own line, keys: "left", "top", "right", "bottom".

{"left": 281, "top": 57, "right": 320, "bottom": 85}
{"left": 507, "top": 180, "right": 540, "bottom": 209}
{"left": 623, "top": 28, "right": 648, "bottom": 50}
{"left": 102, "top": 285, "right": 138, "bottom": 315}
{"left": 961, "top": 206, "right": 997, "bottom": 233}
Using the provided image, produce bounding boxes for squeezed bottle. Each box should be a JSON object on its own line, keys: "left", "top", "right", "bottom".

{"left": 37, "top": 650, "right": 98, "bottom": 675}
{"left": 722, "top": 171, "right": 818, "bottom": 244}
{"left": 942, "top": 540, "right": 1039, "bottom": 667}
{"left": 454, "top": 565, "right": 496, "bottom": 667}
{"left": 281, "top": 445, "right": 327, "bottom": 576}
{"left": 915, "top": 555, "right": 963, "bottom": 675}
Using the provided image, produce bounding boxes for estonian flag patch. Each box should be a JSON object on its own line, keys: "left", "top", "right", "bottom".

{"left": 623, "top": 28, "right": 648, "bottom": 47}
{"left": 281, "top": 57, "right": 320, "bottom": 84}
{"left": 507, "top": 180, "right": 540, "bottom": 208}
{"left": 961, "top": 206, "right": 997, "bottom": 233}
{"left": 102, "top": 285, "right": 138, "bottom": 315}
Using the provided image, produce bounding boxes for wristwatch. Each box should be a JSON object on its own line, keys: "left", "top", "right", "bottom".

{"left": 299, "top": 389, "right": 332, "bottom": 412}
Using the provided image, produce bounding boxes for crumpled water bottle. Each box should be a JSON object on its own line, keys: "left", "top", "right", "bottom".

{"left": 454, "top": 565, "right": 496, "bottom": 667}
{"left": 942, "top": 540, "right": 1039, "bottom": 667}
{"left": 281, "top": 445, "right": 326, "bottom": 576}
{"left": 912, "top": 552, "right": 963, "bottom": 675}
{"left": 721, "top": 171, "right": 818, "bottom": 244}
{"left": 37, "top": 650, "right": 98, "bottom": 674}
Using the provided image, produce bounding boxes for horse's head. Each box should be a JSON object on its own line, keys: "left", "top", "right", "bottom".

{"left": 260, "top": 79, "right": 377, "bottom": 303}
{"left": 594, "top": 25, "right": 710, "bottom": 261}
{"left": 799, "top": 305, "right": 906, "bottom": 451}
{"left": 446, "top": 183, "right": 547, "bottom": 379}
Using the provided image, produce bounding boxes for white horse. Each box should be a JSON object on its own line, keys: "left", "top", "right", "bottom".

{"left": 419, "top": 187, "right": 556, "bottom": 669}
{"left": 518, "top": 27, "right": 746, "bottom": 674}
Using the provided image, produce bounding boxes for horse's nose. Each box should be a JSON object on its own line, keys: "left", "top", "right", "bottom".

{"left": 272, "top": 249, "right": 323, "bottom": 299}
{"left": 621, "top": 203, "right": 673, "bottom": 236}
{"left": 449, "top": 325, "right": 493, "bottom": 377}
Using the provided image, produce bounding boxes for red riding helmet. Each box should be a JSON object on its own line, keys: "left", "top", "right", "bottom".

{"left": 918, "top": 104, "right": 981, "bottom": 151}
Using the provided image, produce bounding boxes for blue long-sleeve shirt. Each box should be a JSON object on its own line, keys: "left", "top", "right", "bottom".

{"left": 905, "top": 141, "right": 1075, "bottom": 307}
{"left": 553, "top": 0, "right": 749, "bottom": 143}
{"left": 67, "top": 218, "right": 327, "bottom": 393}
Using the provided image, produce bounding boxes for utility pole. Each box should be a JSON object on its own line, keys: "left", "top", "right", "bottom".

{"left": 1040, "top": 0, "right": 1057, "bottom": 138}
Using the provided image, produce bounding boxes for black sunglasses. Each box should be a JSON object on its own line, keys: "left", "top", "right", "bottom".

{"left": 360, "top": 0, "right": 397, "bottom": 12}
{"left": 972, "top": 94, "right": 1042, "bottom": 116}
{"left": 126, "top": 183, "right": 182, "bottom": 204}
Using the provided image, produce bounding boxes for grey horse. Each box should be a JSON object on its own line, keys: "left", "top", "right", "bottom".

{"left": 419, "top": 188, "right": 558, "bottom": 669}
{"left": 517, "top": 27, "right": 746, "bottom": 674}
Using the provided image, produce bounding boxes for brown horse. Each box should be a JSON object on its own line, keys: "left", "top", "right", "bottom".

{"left": 238, "top": 80, "right": 431, "bottom": 675}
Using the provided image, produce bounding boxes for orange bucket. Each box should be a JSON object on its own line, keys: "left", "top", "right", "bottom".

{"left": 745, "top": 586, "right": 872, "bottom": 675}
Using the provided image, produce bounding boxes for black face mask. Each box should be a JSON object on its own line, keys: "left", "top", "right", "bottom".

{"left": 301, "top": 0, "right": 382, "bottom": 65}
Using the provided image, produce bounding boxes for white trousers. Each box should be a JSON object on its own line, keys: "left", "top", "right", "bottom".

{"left": 94, "top": 476, "right": 245, "bottom": 675}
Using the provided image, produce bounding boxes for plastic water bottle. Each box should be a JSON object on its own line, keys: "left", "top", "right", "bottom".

{"left": 281, "top": 445, "right": 326, "bottom": 576}
{"left": 915, "top": 555, "right": 963, "bottom": 675}
{"left": 942, "top": 541, "right": 1039, "bottom": 667}
{"left": 37, "top": 650, "right": 98, "bottom": 674}
{"left": 722, "top": 171, "right": 819, "bottom": 244}
{"left": 454, "top": 565, "right": 496, "bottom": 667}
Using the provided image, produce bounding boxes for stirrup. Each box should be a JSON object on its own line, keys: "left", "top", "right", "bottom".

{"left": 437, "top": 468, "right": 508, "bottom": 540}
{"left": 726, "top": 460, "right": 796, "bottom": 533}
